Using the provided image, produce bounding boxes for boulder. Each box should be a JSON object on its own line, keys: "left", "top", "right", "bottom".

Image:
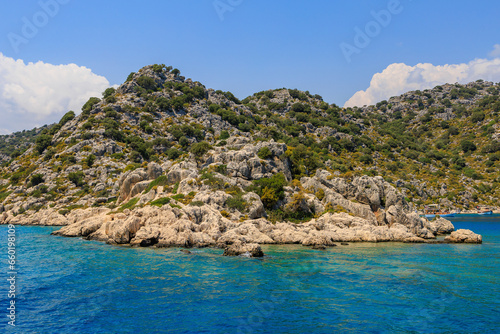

{"left": 428, "top": 217, "right": 454, "bottom": 235}
{"left": 222, "top": 241, "right": 264, "bottom": 257}
{"left": 445, "top": 229, "right": 482, "bottom": 244}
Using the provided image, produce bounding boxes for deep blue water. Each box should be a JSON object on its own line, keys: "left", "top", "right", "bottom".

{"left": 1, "top": 217, "right": 499, "bottom": 334}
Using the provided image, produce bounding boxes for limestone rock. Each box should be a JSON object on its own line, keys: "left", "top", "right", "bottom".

{"left": 117, "top": 169, "right": 147, "bottom": 203}
{"left": 147, "top": 162, "right": 163, "bottom": 180}
{"left": 445, "top": 229, "right": 482, "bottom": 244}
{"left": 243, "top": 192, "right": 266, "bottom": 219}
{"left": 427, "top": 217, "right": 455, "bottom": 235}
{"left": 222, "top": 240, "right": 264, "bottom": 257}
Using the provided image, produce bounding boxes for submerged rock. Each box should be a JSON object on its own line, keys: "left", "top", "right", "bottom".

{"left": 445, "top": 229, "right": 482, "bottom": 244}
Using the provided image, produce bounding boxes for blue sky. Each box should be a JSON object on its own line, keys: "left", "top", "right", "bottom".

{"left": 1, "top": 0, "right": 500, "bottom": 133}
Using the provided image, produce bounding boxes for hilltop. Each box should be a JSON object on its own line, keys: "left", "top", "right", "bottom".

{"left": 0, "top": 64, "right": 492, "bottom": 252}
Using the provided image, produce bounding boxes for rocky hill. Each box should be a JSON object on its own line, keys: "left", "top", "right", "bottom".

{"left": 0, "top": 64, "right": 491, "bottom": 253}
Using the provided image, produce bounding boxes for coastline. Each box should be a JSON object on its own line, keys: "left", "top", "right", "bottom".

{"left": 1, "top": 203, "right": 483, "bottom": 258}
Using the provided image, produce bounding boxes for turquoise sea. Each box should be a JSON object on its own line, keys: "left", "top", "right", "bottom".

{"left": 1, "top": 217, "right": 499, "bottom": 333}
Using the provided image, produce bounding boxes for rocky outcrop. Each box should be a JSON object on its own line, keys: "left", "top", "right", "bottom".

{"left": 48, "top": 199, "right": 470, "bottom": 256}
{"left": 117, "top": 169, "right": 148, "bottom": 203}
{"left": 2, "top": 159, "right": 481, "bottom": 255}
{"left": 1, "top": 208, "right": 68, "bottom": 226}
{"left": 210, "top": 140, "right": 292, "bottom": 181}
{"left": 222, "top": 241, "right": 264, "bottom": 257}
{"left": 427, "top": 217, "right": 455, "bottom": 235}
{"left": 445, "top": 229, "right": 482, "bottom": 244}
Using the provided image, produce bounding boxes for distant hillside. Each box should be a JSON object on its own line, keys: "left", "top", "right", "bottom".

{"left": 0, "top": 64, "right": 499, "bottom": 223}
{"left": 0, "top": 126, "right": 52, "bottom": 165}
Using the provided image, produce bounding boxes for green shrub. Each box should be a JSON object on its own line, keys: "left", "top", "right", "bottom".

{"left": 105, "top": 108, "right": 120, "bottom": 120}
{"left": 151, "top": 197, "right": 171, "bottom": 207}
{"left": 81, "top": 97, "right": 100, "bottom": 115}
{"left": 470, "top": 111, "right": 485, "bottom": 123}
{"left": 172, "top": 182, "right": 180, "bottom": 194}
{"left": 250, "top": 173, "right": 287, "bottom": 209}
{"left": 461, "top": 140, "right": 476, "bottom": 153}
{"left": 215, "top": 164, "right": 227, "bottom": 175}
{"left": 144, "top": 175, "right": 168, "bottom": 193}
{"left": 85, "top": 154, "right": 96, "bottom": 167}
{"left": 359, "top": 154, "right": 373, "bottom": 165}
{"left": 119, "top": 197, "right": 139, "bottom": 211}
{"left": 68, "top": 171, "right": 85, "bottom": 187}
{"left": 136, "top": 76, "right": 158, "bottom": 91}
{"left": 29, "top": 174, "right": 44, "bottom": 187}
{"left": 35, "top": 134, "right": 52, "bottom": 154}
{"left": 219, "top": 130, "right": 230, "bottom": 140}
{"left": 167, "top": 148, "right": 182, "bottom": 160}
{"left": 179, "top": 136, "right": 189, "bottom": 148}
{"left": 59, "top": 111, "right": 75, "bottom": 126}
{"left": 463, "top": 168, "right": 481, "bottom": 180}
{"left": 257, "top": 147, "right": 272, "bottom": 159}
{"left": 171, "top": 194, "right": 185, "bottom": 201}
{"left": 226, "top": 193, "right": 248, "bottom": 212}
{"left": 123, "top": 163, "right": 141, "bottom": 172}
{"left": 102, "top": 87, "right": 116, "bottom": 99}
{"left": 190, "top": 141, "right": 211, "bottom": 157}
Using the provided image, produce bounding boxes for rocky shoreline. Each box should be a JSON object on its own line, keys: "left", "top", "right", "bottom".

{"left": 1, "top": 161, "right": 484, "bottom": 257}
{"left": 1, "top": 195, "right": 482, "bottom": 258}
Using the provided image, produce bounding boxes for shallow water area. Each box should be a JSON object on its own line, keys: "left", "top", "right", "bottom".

{"left": 0, "top": 218, "right": 498, "bottom": 333}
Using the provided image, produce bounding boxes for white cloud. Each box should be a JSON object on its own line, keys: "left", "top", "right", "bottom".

{"left": 344, "top": 58, "right": 500, "bottom": 107}
{"left": 0, "top": 53, "right": 113, "bottom": 134}
{"left": 489, "top": 44, "right": 500, "bottom": 58}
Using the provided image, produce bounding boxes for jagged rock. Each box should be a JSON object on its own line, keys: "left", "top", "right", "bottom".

{"left": 90, "top": 214, "right": 144, "bottom": 244}
{"left": 222, "top": 241, "right": 264, "bottom": 257}
{"left": 211, "top": 141, "right": 291, "bottom": 181}
{"left": 147, "top": 162, "right": 163, "bottom": 180}
{"left": 117, "top": 169, "right": 148, "bottom": 203}
{"left": 427, "top": 217, "right": 454, "bottom": 235}
{"left": 192, "top": 191, "right": 230, "bottom": 209}
{"left": 52, "top": 216, "right": 104, "bottom": 237}
{"left": 243, "top": 192, "right": 266, "bottom": 219}
{"left": 93, "top": 141, "right": 121, "bottom": 156}
{"left": 166, "top": 161, "right": 198, "bottom": 184}
{"left": 130, "top": 180, "right": 150, "bottom": 198}
{"left": 445, "top": 229, "right": 482, "bottom": 244}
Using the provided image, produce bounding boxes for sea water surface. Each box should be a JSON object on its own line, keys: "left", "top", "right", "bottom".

{"left": 1, "top": 217, "right": 499, "bottom": 333}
